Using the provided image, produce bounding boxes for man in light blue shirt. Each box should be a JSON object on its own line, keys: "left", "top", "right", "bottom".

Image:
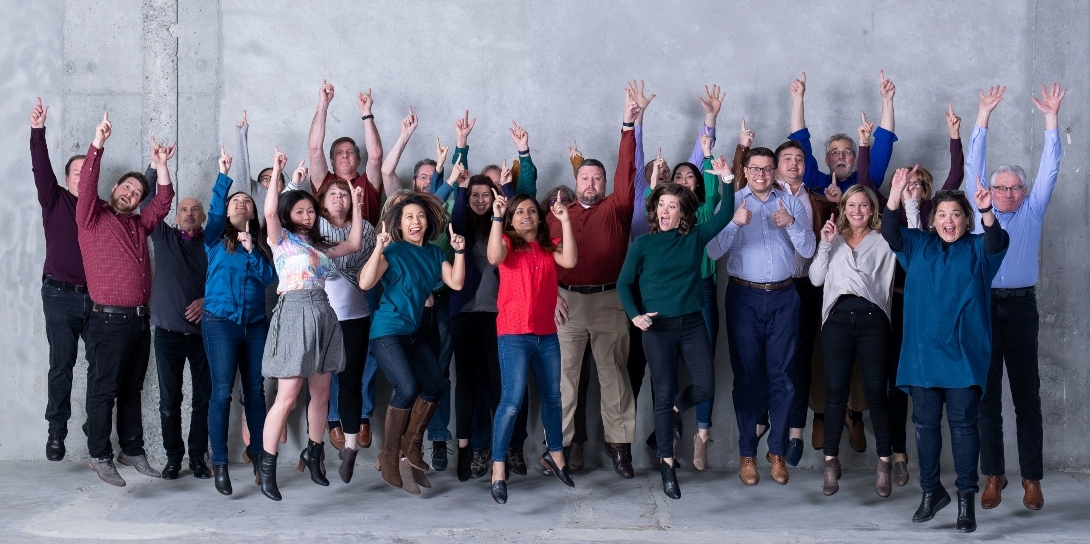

{"left": 707, "top": 147, "right": 815, "bottom": 486}
{"left": 967, "top": 83, "right": 1065, "bottom": 511}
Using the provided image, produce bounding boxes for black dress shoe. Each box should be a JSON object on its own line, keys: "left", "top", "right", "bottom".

{"left": 190, "top": 458, "right": 212, "bottom": 479}
{"left": 46, "top": 434, "right": 66, "bottom": 461}
{"left": 539, "top": 451, "right": 575, "bottom": 487}
{"left": 659, "top": 458, "right": 681, "bottom": 500}
{"left": 605, "top": 443, "right": 634, "bottom": 479}
{"left": 956, "top": 491, "right": 977, "bottom": 533}
{"left": 786, "top": 438, "right": 804, "bottom": 467}
{"left": 161, "top": 457, "right": 183, "bottom": 480}
{"left": 457, "top": 445, "right": 472, "bottom": 482}
{"left": 491, "top": 479, "right": 508, "bottom": 504}
{"left": 912, "top": 486, "right": 952, "bottom": 523}
{"left": 213, "top": 464, "right": 232, "bottom": 495}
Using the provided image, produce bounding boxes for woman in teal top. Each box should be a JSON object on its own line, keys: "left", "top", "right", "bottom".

{"left": 358, "top": 192, "right": 465, "bottom": 494}
{"left": 617, "top": 159, "right": 733, "bottom": 500}
{"left": 882, "top": 167, "right": 1008, "bottom": 533}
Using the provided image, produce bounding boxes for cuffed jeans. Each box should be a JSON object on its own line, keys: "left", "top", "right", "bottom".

{"left": 203, "top": 312, "right": 268, "bottom": 465}
{"left": 154, "top": 327, "right": 210, "bottom": 461}
{"left": 371, "top": 326, "right": 449, "bottom": 410}
{"left": 819, "top": 306, "right": 891, "bottom": 457}
{"left": 86, "top": 310, "right": 151, "bottom": 460}
{"left": 493, "top": 333, "right": 564, "bottom": 462}
{"left": 911, "top": 386, "right": 981, "bottom": 493}
{"left": 41, "top": 280, "right": 95, "bottom": 436}
{"left": 643, "top": 311, "right": 715, "bottom": 459}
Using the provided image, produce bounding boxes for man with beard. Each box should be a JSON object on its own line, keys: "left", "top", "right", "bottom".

{"left": 77, "top": 112, "right": 176, "bottom": 486}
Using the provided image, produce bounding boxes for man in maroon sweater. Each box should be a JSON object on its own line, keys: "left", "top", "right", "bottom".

{"left": 548, "top": 91, "right": 640, "bottom": 478}
{"left": 77, "top": 112, "right": 175, "bottom": 487}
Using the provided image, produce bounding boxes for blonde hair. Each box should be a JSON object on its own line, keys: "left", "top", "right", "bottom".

{"left": 835, "top": 185, "right": 882, "bottom": 233}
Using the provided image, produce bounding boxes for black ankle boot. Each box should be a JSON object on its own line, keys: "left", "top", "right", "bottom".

{"left": 258, "top": 453, "right": 281, "bottom": 501}
{"left": 956, "top": 491, "right": 977, "bottom": 533}
{"left": 457, "top": 445, "right": 472, "bottom": 482}
{"left": 659, "top": 458, "right": 681, "bottom": 500}
{"left": 213, "top": 464, "right": 232, "bottom": 496}
{"left": 912, "top": 486, "right": 951, "bottom": 522}
{"left": 299, "top": 440, "right": 329, "bottom": 486}
{"left": 245, "top": 446, "right": 259, "bottom": 484}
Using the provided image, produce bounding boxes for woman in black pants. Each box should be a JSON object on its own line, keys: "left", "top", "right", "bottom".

{"left": 808, "top": 185, "right": 897, "bottom": 497}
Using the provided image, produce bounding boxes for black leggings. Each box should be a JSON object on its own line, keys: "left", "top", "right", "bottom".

{"left": 451, "top": 312, "right": 527, "bottom": 447}
{"left": 885, "top": 291, "right": 909, "bottom": 454}
{"left": 336, "top": 317, "right": 370, "bottom": 432}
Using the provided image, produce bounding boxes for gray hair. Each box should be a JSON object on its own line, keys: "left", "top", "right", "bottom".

{"left": 824, "top": 133, "right": 857, "bottom": 156}
{"left": 989, "top": 164, "right": 1027, "bottom": 187}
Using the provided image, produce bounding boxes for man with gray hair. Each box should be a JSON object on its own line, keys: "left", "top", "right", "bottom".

{"left": 968, "top": 83, "right": 1065, "bottom": 513}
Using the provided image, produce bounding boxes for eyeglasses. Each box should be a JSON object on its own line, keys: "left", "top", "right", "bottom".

{"left": 826, "top": 149, "right": 856, "bottom": 158}
{"left": 905, "top": 182, "right": 922, "bottom": 189}
{"left": 991, "top": 185, "right": 1025, "bottom": 195}
{"left": 744, "top": 166, "right": 776, "bottom": 176}
{"left": 549, "top": 197, "right": 572, "bottom": 205}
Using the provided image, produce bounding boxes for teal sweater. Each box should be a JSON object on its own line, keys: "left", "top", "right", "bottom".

{"left": 618, "top": 186, "right": 733, "bottom": 320}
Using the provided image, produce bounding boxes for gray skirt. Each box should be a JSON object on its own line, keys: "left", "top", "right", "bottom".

{"left": 262, "top": 289, "right": 345, "bottom": 378}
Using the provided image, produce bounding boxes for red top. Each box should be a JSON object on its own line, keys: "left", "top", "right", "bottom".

{"left": 75, "top": 145, "right": 174, "bottom": 307}
{"left": 312, "top": 171, "right": 380, "bottom": 226}
{"left": 496, "top": 235, "right": 559, "bottom": 336}
{"left": 547, "top": 129, "right": 635, "bottom": 286}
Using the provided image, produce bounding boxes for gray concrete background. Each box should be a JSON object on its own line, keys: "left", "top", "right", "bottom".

{"left": 1, "top": 1, "right": 1087, "bottom": 476}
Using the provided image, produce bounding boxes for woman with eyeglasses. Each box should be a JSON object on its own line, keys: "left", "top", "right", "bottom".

{"left": 881, "top": 167, "right": 1008, "bottom": 533}
{"left": 808, "top": 185, "right": 897, "bottom": 498}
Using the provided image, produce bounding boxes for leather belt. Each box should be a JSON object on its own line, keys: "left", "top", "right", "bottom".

{"left": 93, "top": 303, "right": 149, "bottom": 317}
{"left": 730, "top": 277, "right": 794, "bottom": 291}
{"left": 559, "top": 282, "right": 617, "bottom": 295}
{"left": 43, "top": 275, "right": 88, "bottom": 294}
{"left": 991, "top": 287, "right": 1035, "bottom": 299}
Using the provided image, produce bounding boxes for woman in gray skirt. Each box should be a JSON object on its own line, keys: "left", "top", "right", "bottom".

{"left": 256, "top": 149, "right": 366, "bottom": 501}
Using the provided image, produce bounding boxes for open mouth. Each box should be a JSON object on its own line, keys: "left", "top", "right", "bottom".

{"left": 409, "top": 226, "right": 422, "bottom": 237}
{"left": 659, "top": 216, "right": 671, "bottom": 229}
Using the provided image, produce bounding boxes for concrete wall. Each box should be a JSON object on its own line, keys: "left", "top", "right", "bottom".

{"left": 1, "top": 1, "right": 1087, "bottom": 474}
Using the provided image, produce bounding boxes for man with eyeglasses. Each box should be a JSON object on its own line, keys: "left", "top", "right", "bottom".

{"left": 707, "top": 147, "right": 815, "bottom": 486}
{"left": 787, "top": 71, "right": 898, "bottom": 192}
{"left": 967, "top": 83, "right": 1065, "bottom": 513}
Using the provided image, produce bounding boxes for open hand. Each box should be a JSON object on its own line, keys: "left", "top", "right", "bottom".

{"left": 978, "top": 85, "right": 1006, "bottom": 114}
{"left": 1032, "top": 82, "right": 1066, "bottom": 117}
{"left": 626, "top": 79, "right": 656, "bottom": 110}
{"left": 697, "top": 84, "right": 724, "bottom": 116}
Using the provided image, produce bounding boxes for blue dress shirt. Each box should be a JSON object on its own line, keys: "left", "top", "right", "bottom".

{"left": 706, "top": 186, "right": 816, "bottom": 282}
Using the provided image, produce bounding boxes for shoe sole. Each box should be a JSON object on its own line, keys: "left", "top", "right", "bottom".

{"left": 116, "top": 456, "right": 160, "bottom": 478}
{"left": 912, "top": 494, "right": 951, "bottom": 522}
{"left": 88, "top": 461, "right": 126, "bottom": 487}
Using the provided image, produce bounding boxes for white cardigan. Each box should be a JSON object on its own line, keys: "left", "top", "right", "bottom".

{"left": 808, "top": 230, "right": 897, "bottom": 325}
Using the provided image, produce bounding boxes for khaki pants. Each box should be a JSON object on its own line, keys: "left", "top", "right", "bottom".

{"left": 809, "top": 334, "right": 868, "bottom": 413}
{"left": 558, "top": 289, "right": 635, "bottom": 445}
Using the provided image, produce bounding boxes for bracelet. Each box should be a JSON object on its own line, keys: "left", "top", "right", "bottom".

{"left": 491, "top": 216, "right": 504, "bottom": 222}
{"left": 453, "top": 249, "right": 465, "bottom": 255}
{"left": 361, "top": 114, "right": 374, "bottom": 121}
{"left": 721, "top": 174, "right": 735, "bottom": 181}
{"left": 517, "top": 149, "right": 530, "bottom": 156}
{"left": 978, "top": 205, "right": 993, "bottom": 214}
{"left": 622, "top": 122, "right": 635, "bottom": 128}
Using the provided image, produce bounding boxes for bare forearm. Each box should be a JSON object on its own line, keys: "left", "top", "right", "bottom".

{"left": 363, "top": 118, "right": 383, "bottom": 188}
{"left": 309, "top": 105, "right": 330, "bottom": 184}
{"left": 558, "top": 221, "right": 577, "bottom": 268}
{"left": 879, "top": 98, "right": 895, "bottom": 132}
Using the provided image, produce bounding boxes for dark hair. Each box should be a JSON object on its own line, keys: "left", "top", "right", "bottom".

{"left": 774, "top": 140, "right": 804, "bottom": 160}
{"left": 575, "top": 158, "right": 607, "bottom": 178}
{"left": 64, "top": 155, "right": 86, "bottom": 178}
{"left": 502, "top": 195, "right": 556, "bottom": 253}
{"left": 413, "top": 158, "right": 437, "bottom": 180}
{"left": 222, "top": 191, "right": 270, "bottom": 258}
{"left": 670, "top": 162, "right": 706, "bottom": 204}
{"left": 316, "top": 178, "right": 354, "bottom": 223}
{"left": 928, "top": 190, "right": 974, "bottom": 234}
{"left": 744, "top": 147, "right": 777, "bottom": 168}
{"left": 543, "top": 185, "right": 576, "bottom": 206}
{"left": 115, "top": 171, "right": 150, "bottom": 201}
{"left": 328, "top": 136, "right": 360, "bottom": 163}
{"left": 257, "top": 167, "right": 285, "bottom": 187}
{"left": 465, "top": 175, "right": 502, "bottom": 235}
{"left": 380, "top": 192, "right": 448, "bottom": 243}
{"left": 647, "top": 183, "right": 699, "bottom": 235}
{"left": 277, "top": 190, "right": 333, "bottom": 249}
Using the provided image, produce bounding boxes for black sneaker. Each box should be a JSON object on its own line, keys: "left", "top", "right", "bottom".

{"left": 470, "top": 448, "right": 490, "bottom": 479}
{"left": 507, "top": 447, "right": 527, "bottom": 476}
{"left": 431, "top": 441, "right": 449, "bottom": 471}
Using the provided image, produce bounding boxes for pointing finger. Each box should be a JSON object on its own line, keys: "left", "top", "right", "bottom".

{"left": 36, "top": 97, "right": 43, "bottom": 108}
{"left": 221, "top": 145, "right": 225, "bottom": 157}
{"left": 800, "top": 72, "right": 806, "bottom": 83}
{"left": 103, "top": 111, "right": 109, "bottom": 122}
{"left": 879, "top": 69, "right": 885, "bottom": 83}
{"left": 448, "top": 223, "right": 454, "bottom": 237}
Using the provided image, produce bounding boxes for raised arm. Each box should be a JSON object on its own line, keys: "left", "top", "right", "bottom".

{"left": 138, "top": 140, "right": 174, "bottom": 212}
{"left": 626, "top": 80, "right": 655, "bottom": 193}
{"left": 29, "top": 98, "right": 60, "bottom": 206}
{"left": 853, "top": 112, "right": 885, "bottom": 206}
{"left": 441, "top": 224, "right": 466, "bottom": 290}
{"left": 1027, "top": 83, "right": 1065, "bottom": 216}
{"left": 264, "top": 149, "right": 289, "bottom": 246}
{"left": 308, "top": 80, "right": 335, "bottom": 190}
{"left": 693, "top": 84, "right": 722, "bottom": 163}
{"left": 551, "top": 202, "right": 577, "bottom": 269}
{"left": 790, "top": 73, "right": 806, "bottom": 133}
{"left": 452, "top": 110, "right": 474, "bottom": 169}
{"left": 358, "top": 221, "right": 390, "bottom": 290}
{"left": 696, "top": 155, "right": 734, "bottom": 244}
{"left": 613, "top": 90, "right": 641, "bottom": 218}
{"left": 357, "top": 88, "right": 383, "bottom": 192}
{"left": 326, "top": 186, "right": 366, "bottom": 259}
{"left": 235, "top": 110, "right": 254, "bottom": 194}
{"left": 974, "top": 185, "right": 1009, "bottom": 254}
{"left": 380, "top": 107, "right": 417, "bottom": 195}
{"left": 787, "top": 73, "right": 831, "bottom": 191}
{"left": 486, "top": 190, "right": 509, "bottom": 266}
{"left": 967, "top": 85, "right": 1006, "bottom": 190}
{"left": 509, "top": 121, "right": 537, "bottom": 197}
{"left": 429, "top": 137, "right": 450, "bottom": 194}
{"left": 206, "top": 147, "right": 234, "bottom": 246}
{"left": 568, "top": 141, "right": 582, "bottom": 179}
{"left": 139, "top": 136, "right": 176, "bottom": 232}
{"left": 940, "top": 103, "right": 965, "bottom": 192}
{"left": 878, "top": 70, "right": 896, "bottom": 133}
{"left": 733, "top": 119, "right": 753, "bottom": 191}
{"left": 76, "top": 112, "right": 112, "bottom": 228}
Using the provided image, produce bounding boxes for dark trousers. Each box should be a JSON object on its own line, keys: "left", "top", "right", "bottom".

{"left": 427, "top": 294, "right": 454, "bottom": 442}
{"left": 885, "top": 291, "right": 910, "bottom": 454}
{"left": 820, "top": 306, "right": 891, "bottom": 457}
{"left": 41, "top": 281, "right": 95, "bottom": 435}
{"left": 154, "top": 327, "right": 210, "bottom": 461}
{"left": 371, "top": 311, "right": 449, "bottom": 410}
{"left": 451, "top": 312, "right": 528, "bottom": 447}
{"left": 979, "top": 293, "right": 1043, "bottom": 480}
{"left": 86, "top": 310, "right": 151, "bottom": 459}
{"left": 911, "top": 386, "right": 980, "bottom": 493}
{"left": 643, "top": 312, "right": 715, "bottom": 459}
{"left": 789, "top": 279, "right": 822, "bottom": 429}
{"left": 203, "top": 312, "right": 268, "bottom": 466}
{"left": 335, "top": 317, "right": 371, "bottom": 433}
{"left": 725, "top": 283, "right": 799, "bottom": 457}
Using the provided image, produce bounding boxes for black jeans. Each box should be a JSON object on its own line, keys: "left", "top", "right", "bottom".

{"left": 885, "top": 291, "right": 910, "bottom": 454}
{"left": 790, "top": 278, "right": 822, "bottom": 429}
{"left": 913, "top": 386, "right": 980, "bottom": 493}
{"left": 86, "top": 310, "right": 151, "bottom": 459}
{"left": 819, "top": 301, "right": 891, "bottom": 457}
{"left": 371, "top": 308, "right": 449, "bottom": 410}
{"left": 153, "top": 327, "right": 210, "bottom": 461}
{"left": 450, "top": 312, "right": 528, "bottom": 447}
{"left": 979, "top": 292, "right": 1043, "bottom": 480}
{"left": 335, "top": 317, "right": 370, "bottom": 433}
{"left": 41, "top": 280, "right": 94, "bottom": 436}
{"left": 643, "top": 312, "right": 715, "bottom": 459}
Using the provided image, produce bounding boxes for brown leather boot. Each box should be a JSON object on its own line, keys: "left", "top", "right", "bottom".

{"left": 378, "top": 406, "right": 410, "bottom": 488}
{"left": 980, "top": 475, "right": 1008, "bottom": 509}
{"left": 738, "top": 456, "right": 759, "bottom": 486}
{"left": 823, "top": 457, "right": 841, "bottom": 496}
{"left": 811, "top": 415, "right": 825, "bottom": 451}
{"left": 766, "top": 452, "right": 789, "bottom": 485}
{"left": 358, "top": 422, "right": 372, "bottom": 448}
{"left": 876, "top": 458, "right": 892, "bottom": 498}
{"left": 398, "top": 458, "right": 420, "bottom": 495}
{"left": 401, "top": 398, "right": 439, "bottom": 471}
{"left": 1022, "top": 479, "right": 1043, "bottom": 510}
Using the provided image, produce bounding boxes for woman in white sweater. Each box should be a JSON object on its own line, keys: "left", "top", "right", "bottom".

{"left": 808, "top": 185, "right": 898, "bottom": 498}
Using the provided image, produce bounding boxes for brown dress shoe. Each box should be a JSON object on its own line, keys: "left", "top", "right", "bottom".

{"left": 876, "top": 458, "right": 892, "bottom": 498}
{"left": 823, "top": 457, "right": 841, "bottom": 496}
{"left": 766, "top": 452, "right": 789, "bottom": 485}
{"left": 893, "top": 454, "right": 910, "bottom": 487}
{"left": 980, "top": 475, "right": 1008, "bottom": 509}
{"left": 811, "top": 415, "right": 824, "bottom": 451}
{"left": 846, "top": 413, "right": 867, "bottom": 453}
{"left": 605, "top": 443, "right": 635, "bottom": 479}
{"left": 738, "top": 456, "right": 760, "bottom": 485}
{"left": 1022, "top": 479, "right": 1043, "bottom": 510}
{"left": 358, "top": 423, "right": 372, "bottom": 448}
{"left": 329, "top": 426, "right": 345, "bottom": 451}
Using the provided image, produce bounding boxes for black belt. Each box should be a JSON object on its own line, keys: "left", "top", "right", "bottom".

{"left": 92, "top": 303, "right": 149, "bottom": 317}
{"left": 43, "top": 275, "right": 88, "bottom": 294}
{"left": 559, "top": 282, "right": 617, "bottom": 295}
{"left": 992, "top": 287, "right": 1035, "bottom": 299}
{"left": 730, "top": 277, "right": 794, "bottom": 291}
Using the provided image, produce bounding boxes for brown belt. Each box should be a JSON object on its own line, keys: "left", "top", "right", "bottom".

{"left": 729, "top": 277, "right": 794, "bottom": 291}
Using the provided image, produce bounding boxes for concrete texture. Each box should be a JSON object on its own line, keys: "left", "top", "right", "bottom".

{"left": 1, "top": 0, "right": 1089, "bottom": 480}
{"left": 1, "top": 462, "right": 1089, "bottom": 542}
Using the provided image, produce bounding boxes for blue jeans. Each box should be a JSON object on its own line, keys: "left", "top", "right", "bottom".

{"left": 493, "top": 334, "right": 564, "bottom": 462}
{"left": 371, "top": 329, "right": 448, "bottom": 410}
{"left": 426, "top": 295, "right": 454, "bottom": 442}
{"left": 203, "top": 311, "right": 268, "bottom": 465}
{"left": 694, "top": 277, "right": 718, "bottom": 429}
{"left": 911, "top": 386, "right": 981, "bottom": 494}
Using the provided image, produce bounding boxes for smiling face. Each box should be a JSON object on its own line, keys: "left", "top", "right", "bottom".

{"left": 825, "top": 138, "right": 857, "bottom": 181}
{"left": 843, "top": 191, "right": 872, "bottom": 231}
{"left": 933, "top": 200, "right": 970, "bottom": 243}
{"left": 290, "top": 198, "right": 317, "bottom": 230}
{"left": 511, "top": 199, "right": 540, "bottom": 237}
{"left": 109, "top": 176, "right": 145, "bottom": 214}
{"left": 413, "top": 163, "right": 436, "bottom": 192}
{"left": 575, "top": 164, "right": 606, "bottom": 206}
{"left": 672, "top": 167, "right": 698, "bottom": 192}
{"left": 468, "top": 183, "right": 495, "bottom": 216}
{"left": 399, "top": 203, "right": 428, "bottom": 245}
{"left": 331, "top": 141, "right": 360, "bottom": 178}
{"left": 322, "top": 184, "right": 350, "bottom": 221}
{"left": 745, "top": 156, "right": 776, "bottom": 197}
{"left": 991, "top": 171, "right": 1026, "bottom": 214}
{"left": 777, "top": 147, "right": 805, "bottom": 186}
{"left": 176, "top": 198, "right": 206, "bottom": 233}
{"left": 656, "top": 194, "right": 682, "bottom": 232}
{"left": 227, "top": 193, "right": 255, "bottom": 226}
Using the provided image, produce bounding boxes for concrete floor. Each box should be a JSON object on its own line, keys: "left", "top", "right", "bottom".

{"left": 2, "top": 460, "right": 1088, "bottom": 543}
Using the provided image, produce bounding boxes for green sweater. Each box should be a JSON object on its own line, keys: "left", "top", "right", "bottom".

{"left": 618, "top": 185, "right": 734, "bottom": 320}
{"left": 642, "top": 157, "right": 722, "bottom": 279}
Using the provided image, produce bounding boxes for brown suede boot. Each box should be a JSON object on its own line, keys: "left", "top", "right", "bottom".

{"left": 401, "top": 398, "right": 439, "bottom": 471}
{"left": 378, "top": 406, "right": 410, "bottom": 489}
